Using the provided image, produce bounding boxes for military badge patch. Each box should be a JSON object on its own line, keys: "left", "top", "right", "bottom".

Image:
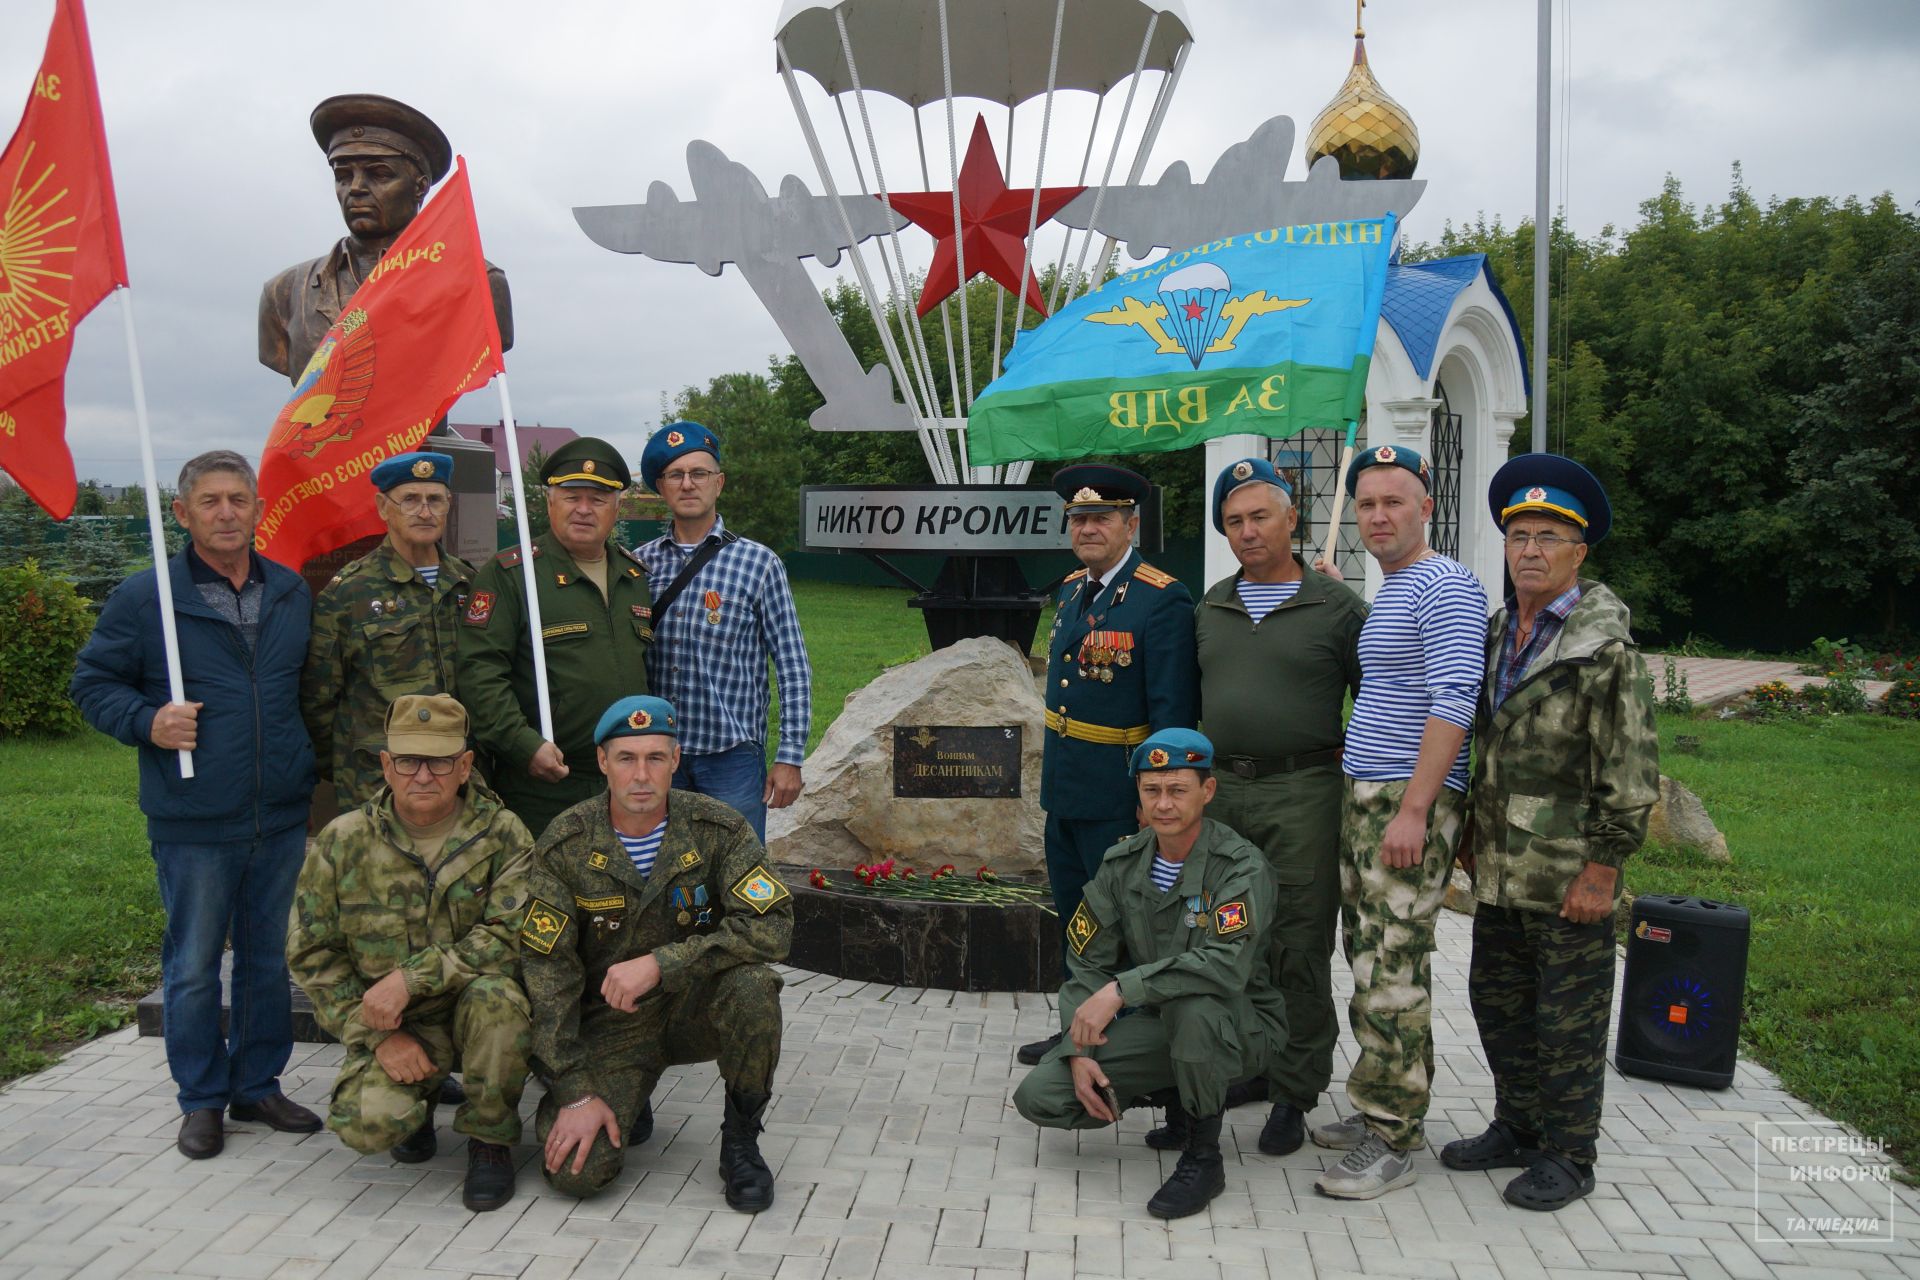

{"left": 632, "top": 605, "right": 651, "bottom": 619}
{"left": 679, "top": 850, "right": 701, "bottom": 870}
{"left": 729, "top": 865, "right": 791, "bottom": 914}
{"left": 1374, "top": 445, "right": 1397, "bottom": 463}
{"left": 1213, "top": 901, "right": 1249, "bottom": 935}
{"left": 1066, "top": 901, "right": 1101, "bottom": 956}
{"left": 521, "top": 899, "right": 568, "bottom": 954}
{"left": 1147, "top": 747, "right": 1170, "bottom": 768}
{"left": 464, "top": 590, "right": 495, "bottom": 626}
{"left": 542, "top": 621, "right": 588, "bottom": 640}
{"left": 626, "top": 708, "right": 653, "bottom": 730}
{"left": 1526, "top": 486, "right": 1548, "bottom": 502}
{"left": 588, "top": 851, "right": 608, "bottom": 869}
{"left": 1231, "top": 460, "right": 1253, "bottom": 481}
{"left": 574, "top": 894, "right": 625, "bottom": 912}
{"left": 666, "top": 430, "right": 685, "bottom": 447}
{"left": 410, "top": 458, "right": 434, "bottom": 479}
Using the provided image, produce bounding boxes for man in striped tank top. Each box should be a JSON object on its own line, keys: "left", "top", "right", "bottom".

{"left": 1310, "top": 445, "right": 1486, "bottom": 1200}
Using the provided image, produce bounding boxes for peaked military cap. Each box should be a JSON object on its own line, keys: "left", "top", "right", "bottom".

{"left": 1344, "top": 442, "right": 1432, "bottom": 497}
{"left": 310, "top": 93, "right": 452, "bottom": 184}
{"left": 1131, "top": 728, "right": 1215, "bottom": 775}
{"left": 1211, "top": 456, "right": 1293, "bottom": 533}
{"left": 542, "top": 436, "right": 630, "bottom": 490}
{"left": 1489, "top": 452, "right": 1612, "bottom": 544}
{"left": 1053, "top": 463, "right": 1148, "bottom": 516}
{"left": 370, "top": 451, "right": 452, "bottom": 492}
{"left": 639, "top": 421, "right": 723, "bottom": 494}
{"left": 384, "top": 693, "right": 469, "bottom": 757}
{"left": 595, "top": 695, "right": 679, "bottom": 745}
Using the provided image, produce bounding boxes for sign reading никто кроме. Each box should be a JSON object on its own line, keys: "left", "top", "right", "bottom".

{"left": 798, "top": 484, "right": 1158, "bottom": 554}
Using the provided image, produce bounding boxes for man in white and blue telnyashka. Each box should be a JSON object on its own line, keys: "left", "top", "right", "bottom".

{"left": 634, "top": 423, "right": 812, "bottom": 842}
{"left": 1308, "top": 444, "right": 1486, "bottom": 1202}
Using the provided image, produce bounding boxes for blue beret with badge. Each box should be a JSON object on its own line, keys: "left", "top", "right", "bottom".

{"left": 1211, "top": 457, "right": 1293, "bottom": 533}
{"left": 640, "top": 421, "right": 723, "bottom": 493}
{"left": 594, "top": 695, "right": 679, "bottom": 745}
{"left": 1344, "top": 442, "right": 1431, "bottom": 497}
{"left": 1130, "top": 727, "right": 1215, "bottom": 775}
{"left": 371, "top": 451, "right": 452, "bottom": 492}
{"left": 1488, "top": 452, "right": 1612, "bottom": 544}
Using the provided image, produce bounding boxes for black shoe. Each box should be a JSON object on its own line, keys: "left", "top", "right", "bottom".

{"left": 177, "top": 1107, "right": 224, "bottom": 1159}
{"left": 463, "top": 1140, "right": 516, "bottom": 1212}
{"left": 1440, "top": 1119, "right": 1540, "bottom": 1172}
{"left": 1016, "top": 1031, "right": 1063, "bottom": 1066}
{"left": 228, "top": 1091, "right": 323, "bottom": 1133}
{"left": 1502, "top": 1152, "right": 1596, "bottom": 1212}
{"left": 1257, "top": 1102, "right": 1305, "bottom": 1156}
{"left": 1143, "top": 1099, "right": 1192, "bottom": 1152}
{"left": 1223, "top": 1077, "right": 1270, "bottom": 1110}
{"left": 438, "top": 1076, "right": 467, "bottom": 1107}
{"left": 720, "top": 1090, "right": 775, "bottom": 1213}
{"left": 1147, "top": 1112, "right": 1226, "bottom": 1220}
{"left": 391, "top": 1105, "right": 437, "bottom": 1164}
{"left": 632, "top": 1097, "right": 654, "bottom": 1147}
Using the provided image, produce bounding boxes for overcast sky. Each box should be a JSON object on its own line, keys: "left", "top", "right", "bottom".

{"left": 5, "top": 0, "right": 1915, "bottom": 487}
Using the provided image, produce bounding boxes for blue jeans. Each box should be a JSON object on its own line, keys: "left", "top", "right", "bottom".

{"left": 150, "top": 825, "right": 307, "bottom": 1114}
{"left": 673, "top": 742, "right": 768, "bottom": 842}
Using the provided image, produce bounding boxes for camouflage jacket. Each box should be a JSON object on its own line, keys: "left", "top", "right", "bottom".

{"left": 520, "top": 789, "right": 792, "bottom": 1104}
{"left": 1060, "top": 819, "right": 1285, "bottom": 1045}
{"left": 301, "top": 536, "right": 476, "bottom": 807}
{"left": 1465, "top": 580, "right": 1659, "bottom": 913}
{"left": 287, "top": 781, "right": 534, "bottom": 1050}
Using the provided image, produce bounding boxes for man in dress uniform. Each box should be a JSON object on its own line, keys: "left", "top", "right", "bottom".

{"left": 521, "top": 696, "right": 790, "bottom": 1213}
{"left": 1013, "top": 728, "right": 1284, "bottom": 1220}
{"left": 457, "top": 437, "right": 655, "bottom": 838}
{"left": 1018, "top": 464, "right": 1199, "bottom": 1067}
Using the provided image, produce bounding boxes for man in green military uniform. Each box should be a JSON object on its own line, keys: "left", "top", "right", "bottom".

{"left": 1443, "top": 455, "right": 1657, "bottom": 1211}
{"left": 286, "top": 693, "right": 533, "bottom": 1212}
{"left": 1014, "top": 728, "right": 1284, "bottom": 1220}
{"left": 1019, "top": 464, "right": 1199, "bottom": 1067}
{"left": 1190, "top": 457, "right": 1366, "bottom": 1157}
{"left": 458, "top": 437, "right": 655, "bottom": 836}
{"left": 521, "top": 695, "right": 789, "bottom": 1212}
{"left": 303, "top": 451, "right": 476, "bottom": 808}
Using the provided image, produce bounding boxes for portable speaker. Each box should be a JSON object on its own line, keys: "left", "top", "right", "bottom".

{"left": 1614, "top": 894, "right": 1750, "bottom": 1089}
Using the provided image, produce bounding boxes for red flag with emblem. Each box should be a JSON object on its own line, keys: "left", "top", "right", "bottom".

{"left": 255, "top": 157, "right": 504, "bottom": 569}
{"left": 0, "top": 0, "right": 130, "bottom": 520}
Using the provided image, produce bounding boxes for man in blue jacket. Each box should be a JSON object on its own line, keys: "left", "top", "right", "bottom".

{"left": 72, "top": 450, "right": 322, "bottom": 1160}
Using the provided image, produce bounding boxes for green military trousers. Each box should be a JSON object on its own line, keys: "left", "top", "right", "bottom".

{"left": 328, "top": 975, "right": 532, "bottom": 1154}
{"left": 495, "top": 769, "right": 608, "bottom": 844}
{"left": 1209, "top": 765, "right": 1343, "bottom": 1111}
{"left": 1012, "top": 994, "right": 1271, "bottom": 1126}
{"left": 537, "top": 963, "right": 783, "bottom": 1198}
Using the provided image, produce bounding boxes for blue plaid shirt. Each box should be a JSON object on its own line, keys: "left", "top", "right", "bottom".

{"left": 1494, "top": 583, "right": 1584, "bottom": 708}
{"left": 636, "top": 515, "right": 813, "bottom": 764}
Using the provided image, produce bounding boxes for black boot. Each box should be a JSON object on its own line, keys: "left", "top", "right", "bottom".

{"left": 1222, "top": 1077, "right": 1270, "bottom": 1110}
{"left": 1257, "top": 1101, "right": 1304, "bottom": 1156}
{"left": 1016, "top": 1031, "right": 1063, "bottom": 1066}
{"left": 632, "top": 1097, "right": 655, "bottom": 1147}
{"left": 720, "top": 1089, "right": 775, "bottom": 1213}
{"left": 462, "top": 1139, "right": 516, "bottom": 1212}
{"left": 1143, "top": 1099, "right": 1192, "bottom": 1151}
{"left": 391, "top": 1104, "right": 437, "bottom": 1164}
{"left": 1147, "top": 1111, "right": 1226, "bottom": 1220}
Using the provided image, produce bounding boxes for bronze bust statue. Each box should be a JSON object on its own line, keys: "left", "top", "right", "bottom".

{"left": 259, "top": 93, "right": 513, "bottom": 382}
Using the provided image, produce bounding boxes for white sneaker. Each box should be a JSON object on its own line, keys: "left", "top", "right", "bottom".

{"left": 1315, "top": 1133, "right": 1418, "bottom": 1200}
{"left": 1309, "top": 1111, "right": 1371, "bottom": 1150}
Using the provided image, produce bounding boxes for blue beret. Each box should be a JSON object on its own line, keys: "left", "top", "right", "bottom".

{"left": 371, "top": 451, "right": 452, "bottom": 492}
{"left": 1488, "top": 452, "right": 1612, "bottom": 544}
{"left": 593, "top": 695, "right": 679, "bottom": 745}
{"left": 640, "top": 421, "right": 722, "bottom": 493}
{"left": 1053, "top": 462, "right": 1149, "bottom": 515}
{"left": 1344, "top": 443, "right": 1431, "bottom": 497}
{"left": 1130, "top": 728, "right": 1215, "bottom": 775}
{"left": 1211, "top": 457, "right": 1293, "bottom": 533}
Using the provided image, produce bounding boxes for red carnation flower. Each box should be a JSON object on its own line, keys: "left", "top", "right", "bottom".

{"left": 809, "top": 870, "right": 828, "bottom": 889}
{"left": 976, "top": 867, "right": 998, "bottom": 882}
{"left": 933, "top": 864, "right": 956, "bottom": 879}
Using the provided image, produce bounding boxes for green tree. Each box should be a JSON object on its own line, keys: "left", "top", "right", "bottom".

{"left": 673, "top": 369, "right": 805, "bottom": 552}
{"left": 515, "top": 442, "right": 551, "bottom": 538}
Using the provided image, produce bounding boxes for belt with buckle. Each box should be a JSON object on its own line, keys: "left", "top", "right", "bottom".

{"left": 1220, "top": 746, "right": 1342, "bottom": 779}
{"left": 1043, "top": 709, "right": 1151, "bottom": 747}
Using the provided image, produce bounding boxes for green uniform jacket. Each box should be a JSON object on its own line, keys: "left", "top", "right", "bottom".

{"left": 287, "top": 781, "right": 534, "bottom": 1051}
{"left": 457, "top": 531, "right": 655, "bottom": 776}
{"left": 302, "top": 537, "right": 477, "bottom": 806}
{"left": 1465, "top": 580, "right": 1660, "bottom": 913}
{"left": 1194, "top": 566, "right": 1366, "bottom": 761}
{"left": 519, "top": 789, "right": 793, "bottom": 1106}
{"left": 1041, "top": 550, "right": 1199, "bottom": 820}
{"left": 1060, "top": 819, "right": 1285, "bottom": 1041}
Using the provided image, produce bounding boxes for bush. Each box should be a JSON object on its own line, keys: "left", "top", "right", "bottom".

{"left": 0, "top": 560, "right": 94, "bottom": 736}
{"left": 1884, "top": 676, "right": 1920, "bottom": 720}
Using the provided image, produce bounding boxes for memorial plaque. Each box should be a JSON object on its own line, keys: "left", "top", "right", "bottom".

{"left": 893, "top": 725, "right": 1023, "bottom": 799}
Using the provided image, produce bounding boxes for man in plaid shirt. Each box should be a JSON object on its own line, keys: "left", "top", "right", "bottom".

{"left": 633, "top": 423, "right": 811, "bottom": 840}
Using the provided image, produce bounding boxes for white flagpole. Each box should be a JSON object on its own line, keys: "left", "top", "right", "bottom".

{"left": 494, "top": 372, "right": 554, "bottom": 744}
{"left": 118, "top": 287, "right": 193, "bottom": 779}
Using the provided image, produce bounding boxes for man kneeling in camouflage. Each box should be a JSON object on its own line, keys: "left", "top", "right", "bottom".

{"left": 288, "top": 693, "right": 534, "bottom": 1212}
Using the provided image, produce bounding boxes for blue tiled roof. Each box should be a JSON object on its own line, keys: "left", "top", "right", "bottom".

{"left": 1380, "top": 253, "right": 1530, "bottom": 392}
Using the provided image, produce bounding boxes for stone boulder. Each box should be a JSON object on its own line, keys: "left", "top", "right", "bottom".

{"left": 1647, "top": 775, "right": 1730, "bottom": 861}
{"left": 1443, "top": 865, "right": 1476, "bottom": 916}
{"left": 767, "top": 635, "right": 1046, "bottom": 878}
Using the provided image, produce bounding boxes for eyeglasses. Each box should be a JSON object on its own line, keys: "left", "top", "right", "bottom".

{"left": 1505, "top": 532, "right": 1579, "bottom": 550}
{"left": 391, "top": 754, "right": 461, "bottom": 776}
{"left": 388, "top": 493, "right": 450, "bottom": 514}
{"left": 659, "top": 468, "right": 720, "bottom": 487}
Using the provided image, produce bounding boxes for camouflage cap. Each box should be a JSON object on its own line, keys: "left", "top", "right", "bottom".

{"left": 384, "top": 693, "right": 469, "bottom": 756}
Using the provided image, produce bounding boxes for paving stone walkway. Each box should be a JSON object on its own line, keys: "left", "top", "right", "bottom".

{"left": 1654, "top": 657, "right": 1892, "bottom": 710}
{"left": 2, "top": 910, "right": 1914, "bottom": 1279}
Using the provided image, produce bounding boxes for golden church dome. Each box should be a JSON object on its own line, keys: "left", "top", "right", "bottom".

{"left": 1304, "top": 15, "right": 1420, "bottom": 181}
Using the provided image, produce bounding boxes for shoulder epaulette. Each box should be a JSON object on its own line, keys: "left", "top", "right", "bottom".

{"left": 1063, "top": 567, "right": 1089, "bottom": 582}
{"left": 1132, "top": 563, "right": 1175, "bottom": 589}
{"left": 620, "top": 544, "right": 649, "bottom": 566}
{"left": 495, "top": 544, "right": 542, "bottom": 568}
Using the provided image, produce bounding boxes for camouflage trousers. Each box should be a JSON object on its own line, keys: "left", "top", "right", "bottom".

{"left": 328, "top": 975, "right": 532, "bottom": 1153}
{"left": 537, "top": 963, "right": 783, "bottom": 1199}
{"left": 1338, "top": 777, "right": 1465, "bottom": 1150}
{"left": 1468, "top": 902, "right": 1616, "bottom": 1166}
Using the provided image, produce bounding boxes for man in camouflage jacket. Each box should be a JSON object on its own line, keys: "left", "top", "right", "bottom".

{"left": 287, "top": 693, "right": 533, "bottom": 1212}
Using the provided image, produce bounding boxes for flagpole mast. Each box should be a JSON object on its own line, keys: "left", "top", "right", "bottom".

{"left": 494, "top": 372, "right": 555, "bottom": 744}
{"left": 1318, "top": 421, "right": 1358, "bottom": 573}
{"left": 117, "top": 287, "right": 193, "bottom": 779}
{"left": 1532, "top": 0, "right": 1551, "bottom": 453}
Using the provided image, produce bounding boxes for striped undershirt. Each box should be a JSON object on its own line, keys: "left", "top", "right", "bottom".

{"left": 1236, "top": 577, "right": 1302, "bottom": 624}
{"left": 416, "top": 564, "right": 439, "bottom": 588}
{"left": 1150, "top": 854, "right": 1182, "bottom": 893}
{"left": 616, "top": 825, "right": 666, "bottom": 878}
{"left": 1342, "top": 554, "right": 1486, "bottom": 793}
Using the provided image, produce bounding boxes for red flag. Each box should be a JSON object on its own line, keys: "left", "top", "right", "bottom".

{"left": 255, "top": 157, "right": 505, "bottom": 569}
{"left": 0, "top": 0, "right": 129, "bottom": 520}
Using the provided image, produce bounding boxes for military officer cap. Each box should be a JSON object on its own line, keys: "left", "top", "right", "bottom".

{"left": 384, "top": 693, "right": 469, "bottom": 757}
{"left": 370, "top": 451, "right": 452, "bottom": 492}
{"left": 1344, "top": 443, "right": 1432, "bottom": 497}
{"left": 1488, "top": 452, "right": 1613, "bottom": 544}
{"left": 594, "top": 695, "right": 679, "bottom": 745}
{"left": 1210, "top": 457, "right": 1293, "bottom": 533}
{"left": 541, "top": 436, "right": 631, "bottom": 491}
{"left": 1130, "top": 728, "right": 1215, "bottom": 775}
{"left": 1053, "top": 463, "right": 1148, "bottom": 516}
{"left": 310, "top": 93, "right": 452, "bottom": 185}
{"left": 639, "top": 421, "right": 723, "bottom": 494}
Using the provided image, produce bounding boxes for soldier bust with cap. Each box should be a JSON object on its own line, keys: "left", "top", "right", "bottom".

{"left": 259, "top": 93, "right": 511, "bottom": 385}
{"left": 303, "top": 451, "right": 477, "bottom": 809}
{"left": 520, "top": 696, "right": 789, "bottom": 1213}
{"left": 457, "top": 437, "right": 656, "bottom": 837}
{"left": 286, "top": 693, "right": 534, "bottom": 1213}
{"left": 1017, "top": 463, "right": 1198, "bottom": 1067}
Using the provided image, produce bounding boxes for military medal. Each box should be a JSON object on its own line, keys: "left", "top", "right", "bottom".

{"left": 370, "top": 600, "right": 383, "bottom": 617}
{"left": 678, "top": 910, "right": 692, "bottom": 925}
{"left": 671, "top": 887, "right": 692, "bottom": 925}
{"left": 1115, "top": 633, "right": 1133, "bottom": 667}
{"left": 1100, "top": 666, "right": 1114, "bottom": 683}
{"left": 704, "top": 589, "right": 722, "bottom": 624}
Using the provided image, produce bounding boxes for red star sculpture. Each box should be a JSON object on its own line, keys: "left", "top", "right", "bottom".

{"left": 882, "top": 114, "right": 1085, "bottom": 318}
